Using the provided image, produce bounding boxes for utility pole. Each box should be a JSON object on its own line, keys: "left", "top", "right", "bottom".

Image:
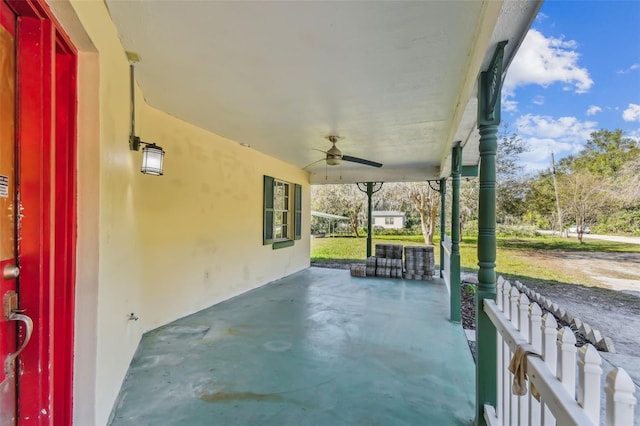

{"left": 551, "top": 152, "right": 563, "bottom": 236}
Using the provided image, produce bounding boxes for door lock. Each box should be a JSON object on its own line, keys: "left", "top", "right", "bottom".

{"left": 3, "top": 264, "right": 20, "bottom": 280}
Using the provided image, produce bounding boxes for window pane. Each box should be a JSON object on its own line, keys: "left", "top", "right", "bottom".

{"left": 273, "top": 180, "right": 292, "bottom": 240}
{"left": 274, "top": 186, "right": 282, "bottom": 210}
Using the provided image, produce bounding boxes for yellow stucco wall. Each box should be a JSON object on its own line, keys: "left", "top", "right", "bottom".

{"left": 137, "top": 107, "right": 310, "bottom": 332}
{"left": 52, "top": 1, "right": 310, "bottom": 424}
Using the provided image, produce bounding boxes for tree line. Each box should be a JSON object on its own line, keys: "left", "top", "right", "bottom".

{"left": 514, "top": 128, "right": 639, "bottom": 241}
{"left": 311, "top": 127, "right": 640, "bottom": 244}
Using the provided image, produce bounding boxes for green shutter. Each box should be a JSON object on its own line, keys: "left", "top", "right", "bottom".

{"left": 294, "top": 184, "right": 302, "bottom": 240}
{"left": 263, "top": 175, "right": 274, "bottom": 245}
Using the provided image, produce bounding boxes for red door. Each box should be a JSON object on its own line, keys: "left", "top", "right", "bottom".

{"left": 1, "top": 1, "right": 77, "bottom": 424}
{"left": 1, "top": 2, "right": 33, "bottom": 424}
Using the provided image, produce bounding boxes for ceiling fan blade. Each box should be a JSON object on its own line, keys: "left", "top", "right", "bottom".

{"left": 302, "top": 158, "right": 326, "bottom": 170}
{"left": 342, "top": 155, "right": 383, "bottom": 168}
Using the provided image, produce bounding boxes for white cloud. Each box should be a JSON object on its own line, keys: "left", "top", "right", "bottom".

{"left": 504, "top": 29, "right": 593, "bottom": 97}
{"left": 622, "top": 104, "right": 640, "bottom": 122}
{"left": 535, "top": 12, "right": 549, "bottom": 22}
{"left": 616, "top": 64, "right": 640, "bottom": 74}
{"left": 502, "top": 99, "right": 519, "bottom": 112}
{"left": 519, "top": 137, "right": 577, "bottom": 172}
{"left": 516, "top": 114, "right": 597, "bottom": 140}
{"left": 515, "top": 114, "right": 598, "bottom": 171}
{"left": 586, "top": 105, "right": 601, "bottom": 116}
{"left": 532, "top": 95, "right": 545, "bottom": 106}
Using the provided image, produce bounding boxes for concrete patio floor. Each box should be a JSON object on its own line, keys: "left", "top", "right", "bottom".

{"left": 109, "top": 267, "right": 476, "bottom": 425}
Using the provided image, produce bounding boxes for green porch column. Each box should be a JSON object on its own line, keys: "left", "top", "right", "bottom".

{"left": 450, "top": 143, "right": 461, "bottom": 323}
{"left": 439, "top": 178, "right": 446, "bottom": 278}
{"left": 475, "top": 40, "right": 507, "bottom": 426}
{"left": 357, "top": 182, "right": 383, "bottom": 258}
{"left": 366, "top": 182, "right": 373, "bottom": 258}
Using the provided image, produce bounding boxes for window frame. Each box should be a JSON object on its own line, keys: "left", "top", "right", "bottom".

{"left": 273, "top": 179, "right": 291, "bottom": 242}
{"left": 263, "top": 175, "right": 302, "bottom": 248}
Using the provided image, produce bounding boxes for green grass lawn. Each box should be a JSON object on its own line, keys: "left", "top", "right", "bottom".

{"left": 311, "top": 236, "right": 430, "bottom": 262}
{"left": 311, "top": 234, "right": 640, "bottom": 285}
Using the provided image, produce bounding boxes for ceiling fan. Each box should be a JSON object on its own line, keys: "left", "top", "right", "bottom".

{"left": 305, "top": 136, "right": 383, "bottom": 169}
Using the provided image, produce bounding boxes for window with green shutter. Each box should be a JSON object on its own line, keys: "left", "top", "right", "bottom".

{"left": 263, "top": 176, "right": 302, "bottom": 248}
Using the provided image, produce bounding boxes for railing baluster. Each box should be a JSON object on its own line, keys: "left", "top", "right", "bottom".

{"left": 518, "top": 294, "right": 530, "bottom": 342}
{"left": 517, "top": 293, "right": 530, "bottom": 425}
{"left": 529, "top": 303, "right": 542, "bottom": 425}
{"left": 502, "top": 280, "right": 511, "bottom": 319}
{"left": 578, "top": 344, "right": 602, "bottom": 424}
{"left": 557, "top": 327, "right": 577, "bottom": 398}
{"left": 502, "top": 280, "right": 512, "bottom": 424}
{"left": 509, "top": 286, "right": 520, "bottom": 423}
{"left": 541, "top": 313, "right": 557, "bottom": 426}
{"left": 509, "top": 286, "right": 519, "bottom": 327}
{"left": 495, "top": 278, "right": 504, "bottom": 423}
{"left": 529, "top": 303, "right": 542, "bottom": 351}
{"left": 606, "top": 368, "right": 637, "bottom": 426}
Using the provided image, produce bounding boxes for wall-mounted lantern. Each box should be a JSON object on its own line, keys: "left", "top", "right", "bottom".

{"left": 128, "top": 51, "right": 164, "bottom": 176}
{"left": 130, "top": 136, "right": 164, "bottom": 176}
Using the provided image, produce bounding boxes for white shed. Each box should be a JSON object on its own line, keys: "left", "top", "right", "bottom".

{"left": 372, "top": 211, "right": 405, "bottom": 229}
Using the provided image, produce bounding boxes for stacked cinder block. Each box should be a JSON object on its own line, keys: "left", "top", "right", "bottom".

{"left": 353, "top": 244, "right": 435, "bottom": 281}
{"left": 375, "top": 244, "right": 403, "bottom": 278}
{"left": 350, "top": 263, "right": 366, "bottom": 277}
{"left": 375, "top": 243, "right": 403, "bottom": 259}
{"left": 403, "top": 246, "right": 435, "bottom": 280}
{"left": 365, "top": 256, "right": 377, "bottom": 277}
{"left": 353, "top": 244, "right": 403, "bottom": 278}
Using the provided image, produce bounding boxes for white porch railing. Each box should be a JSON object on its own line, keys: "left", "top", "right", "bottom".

{"left": 483, "top": 277, "right": 637, "bottom": 426}
{"left": 442, "top": 235, "right": 451, "bottom": 294}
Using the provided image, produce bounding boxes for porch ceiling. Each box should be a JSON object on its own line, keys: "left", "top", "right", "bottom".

{"left": 105, "top": 1, "right": 540, "bottom": 184}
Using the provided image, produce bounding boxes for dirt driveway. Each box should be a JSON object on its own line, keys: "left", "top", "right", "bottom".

{"left": 509, "top": 250, "right": 640, "bottom": 356}
{"left": 530, "top": 250, "right": 640, "bottom": 295}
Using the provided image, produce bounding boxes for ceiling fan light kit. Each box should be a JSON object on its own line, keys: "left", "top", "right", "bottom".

{"left": 326, "top": 156, "right": 341, "bottom": 166}
{"left": 306, "top": 135, "right": 383, "bottom": 170}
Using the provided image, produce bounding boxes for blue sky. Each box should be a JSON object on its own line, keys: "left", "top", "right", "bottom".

{"left": 502, "top": 0, "right": 640, "bottom": 172}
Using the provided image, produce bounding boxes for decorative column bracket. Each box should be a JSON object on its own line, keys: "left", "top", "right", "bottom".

{"left": 427, "top": 180, "right": 442, "bottom": 193}
{"left": 357, "top": 182, "right": 383, "bottom": 258}
{"left": 478, "top": 40, "right": 508, "bottom": 126}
